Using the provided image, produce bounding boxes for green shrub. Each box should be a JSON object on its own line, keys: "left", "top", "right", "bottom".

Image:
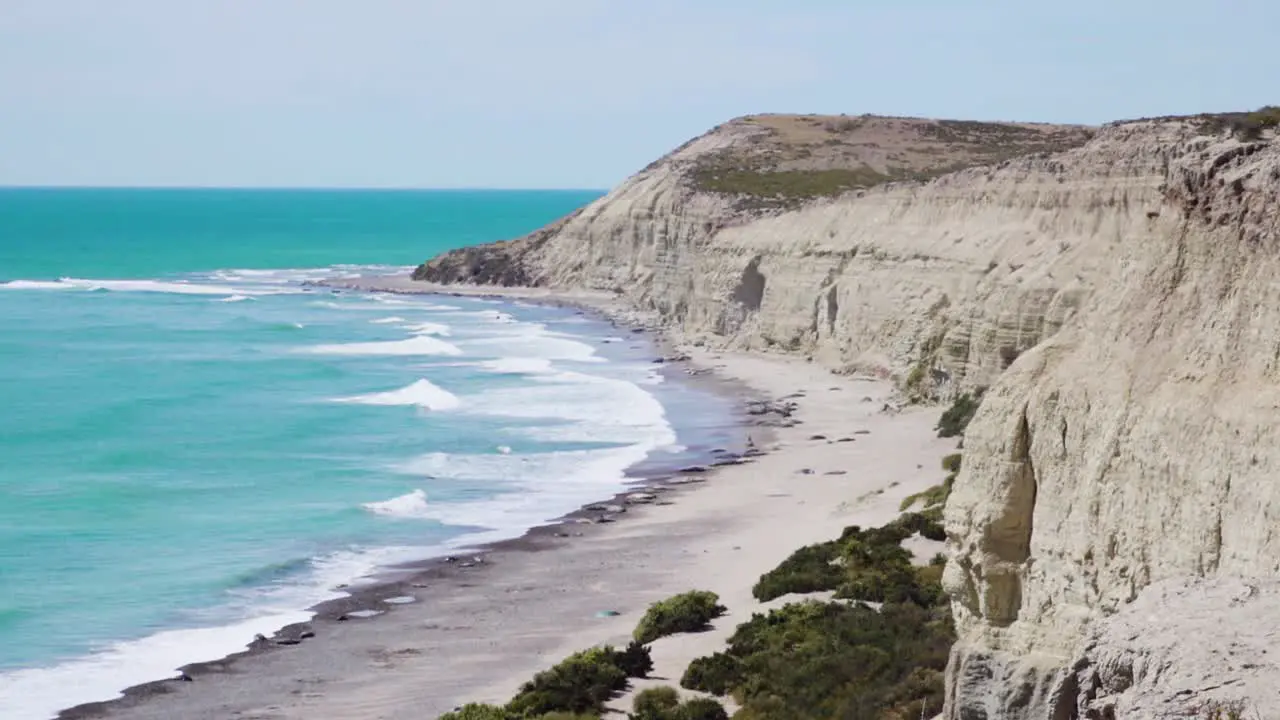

{"left": 614, "top": 641, "right": 654, "bottom": 679}
{"left": 1233, "top": 105, "right": 1280, "bottom": 140}
{"left": 681, "top": 599, "right": 953, "bottom": 720}
{"left": 631, "top": 686, "right": 681, "bottom": 720}
{"left": 534, "top": 714, "right": 600, "bottom": 720}
{"left": 751, "top": 542, "right": 842, "bottom": 601}
{"left": 505, "top": 646, "right": 629, "bottom": 717}
{"left": 634, "top": 591, "right": 726, "bottom": 644}
{"left": 936, "top": 390, "right": 984, "bottom": 438}
{"left": 674, "top": 697, "right": 729, "bottom": 720}
{"left": 893, "top": 511, "right": 946, "bottom": 542}
{"left": 439, "top": 704, "right": 512, "bottom": 720}
{"left": 941, "top": 453, "right": 962, "bottom": 474}
{"left": 680, "top": 651, "right": 743, "bottom": 695}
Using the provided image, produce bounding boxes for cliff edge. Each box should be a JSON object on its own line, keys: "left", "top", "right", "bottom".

{"left": 414, "top": 111, "right": 1280, "bottom": 717}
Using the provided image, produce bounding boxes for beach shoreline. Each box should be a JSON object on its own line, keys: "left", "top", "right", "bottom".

{"left": 61, "top": 276, "right": 955, "bottom": 720}
{"left": 53, "top": 278, "right": 754, "bottom": 720}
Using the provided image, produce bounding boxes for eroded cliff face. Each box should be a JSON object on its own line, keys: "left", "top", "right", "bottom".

{"left": 943, "top": 131, "right": 1280, "bottom": 719}
{"left": 415, "top": 114, "right": 1280, "bottom": 717}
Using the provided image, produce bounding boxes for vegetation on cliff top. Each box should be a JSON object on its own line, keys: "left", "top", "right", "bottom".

{"left": 687, "top": 114, "right": 1094, "bottom": 210}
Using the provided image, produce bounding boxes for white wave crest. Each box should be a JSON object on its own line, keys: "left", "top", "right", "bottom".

{"left": 332, "top": 379, "right": 461, "bottom": 410}
{"left": 478, "top": 357, "right": 554, "bottom": 374}
{"left": 370, "top": 316, "right": 406, "bottom": 324}
{"left": 362, "top": 489, "right": 432, "bottom": 519}
{"left": 216, "top": 295, "right": 252, "bottom": 303}
{"left": 302, "top": 336, "right": 463, "bottom": 357}
{"left": 56, "top": 278, "right": 286, "bottom": 296}
{"left": 402, "top": 321, "right": 451, "bottom": 336}
{"left": 394, "top": 445, "right": 668, "bottom": 531}
{"left": 0, "top": 280, "right": 72, "bottom": 290}
{"left": 460, "top": 329, "right": 602, "bottom": 363}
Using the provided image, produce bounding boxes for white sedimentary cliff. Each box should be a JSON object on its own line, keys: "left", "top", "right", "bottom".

{"left": 415, "top": 114, "right": 1280, "bottom": 718}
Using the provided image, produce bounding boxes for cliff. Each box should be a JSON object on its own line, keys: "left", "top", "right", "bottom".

{"left": 414, "top": 112, "right": 1280, "bottom": 717}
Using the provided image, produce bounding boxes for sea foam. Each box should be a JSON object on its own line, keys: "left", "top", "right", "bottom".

{"left": 58, "top": 278, "right": 284, "bottom": 296}
{"left": 303, "top": 336, "right": 464, "bottom": 357}
{"left": 333, "top": 379, "right": 461, "bottom": 411}
{"left": 478, "top": 357, "right": 555, "bottom": 374}
{"left": 362, "top": 489, "right": 432, "bottom": 519}
{"left": 0, "top": 544, "right": 430, "bottom": 720}
{"left": 402, "top": 321, "right": 451, "bottom": 336}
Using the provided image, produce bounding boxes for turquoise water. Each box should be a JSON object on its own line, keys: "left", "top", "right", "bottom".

{"left": 0, "top": 189, "right": 739, "bottom": 719}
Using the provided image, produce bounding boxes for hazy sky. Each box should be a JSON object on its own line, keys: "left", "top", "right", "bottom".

{"left": 3, "top": 0, "right": 1277, "bottom": 189}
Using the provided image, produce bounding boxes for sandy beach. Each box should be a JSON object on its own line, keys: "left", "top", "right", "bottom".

{"left": 68, "top": 281, "right": 956, "bottom": 720}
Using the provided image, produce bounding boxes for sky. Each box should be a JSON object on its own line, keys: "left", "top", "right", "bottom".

{"left": 2, "top": 0, "right": 1278, "bottom": 189}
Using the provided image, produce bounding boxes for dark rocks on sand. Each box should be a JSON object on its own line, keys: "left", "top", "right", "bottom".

{"left": 180, "top": 673, "right": 194, "bottom": 682}
{"left": 300, "top": 631, "right": 316, "bottom": 639}
{"left": 855, "top": 430, "right": 871, "bottom": 435}
{"left": 824, "top": 470, "right": 848, "bottom": 476}
{"left": 836, "top": 437, "right": 856, "bottom": 443}
{"left": 798, "top": 468, "right": 815, "bottom": 475}
{"left": 809, "top": 434, "right": 828, "bottom": 440}
{"left": 680, "top": 465, "right": 710, "bottom": 473}
{"left": 745, "top": 399, "right": 798, "bottom": 418}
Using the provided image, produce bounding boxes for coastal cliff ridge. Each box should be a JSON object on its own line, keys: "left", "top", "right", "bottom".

{"left": 413, "top": 109, "right": 1280, "bottom": 719}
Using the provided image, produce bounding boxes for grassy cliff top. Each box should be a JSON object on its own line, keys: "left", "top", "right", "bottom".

{"left": 687, "top": 114, "right": 1096, "bottom": 209}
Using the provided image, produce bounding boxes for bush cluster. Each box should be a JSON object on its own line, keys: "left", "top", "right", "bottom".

{"left": 1232, "top": 105, "right": 1280, "bottom": 140}
{"left": 633, "top": 591, "right": 726, "bottom": 644}
{"left": 441, "top": 642, "right": 653, "bottom": 719}
{"left": 681, "top": 600, "right": 953, "bottom": 720}
{"left": 752, "top": 513, "right": 946, "bottom": 606}
{"left": 936, "top": 390, "right": 984, "bottom": 438}
{"left": 630, "top": 687, "right": 729, "bottom": 720}
{"left": 901, "top": 452, "right": 961, "bottom": 519}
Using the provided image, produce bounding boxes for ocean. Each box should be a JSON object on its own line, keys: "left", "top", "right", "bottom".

{"left": 0, "top": 188, "right": 741, "bottom": 719}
